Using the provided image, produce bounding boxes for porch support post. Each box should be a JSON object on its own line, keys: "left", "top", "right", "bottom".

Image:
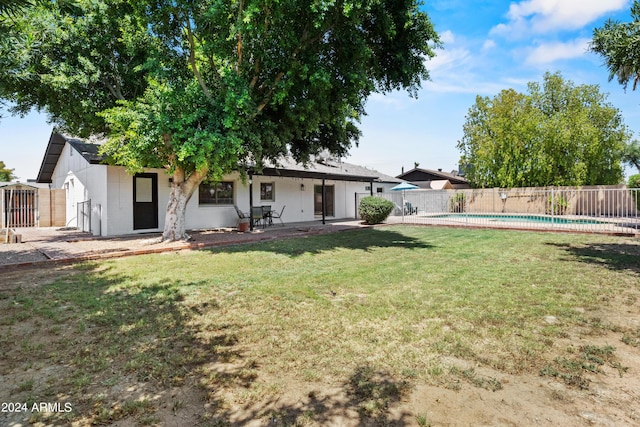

{"left": 370, "top": 179, "right": 374, "bottom": 196}
{"left": 321, "top": 178, "right": 326, "bottom": 225}
{"left": 249, "top": 172, "right": 254, "bottom": 231}
{"left": 1, "top": 188, "right": 4, "bottom": 229}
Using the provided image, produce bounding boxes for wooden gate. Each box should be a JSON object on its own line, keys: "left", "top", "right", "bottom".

{"left": 2, "top": 188, "right": 37, "bottom": 228}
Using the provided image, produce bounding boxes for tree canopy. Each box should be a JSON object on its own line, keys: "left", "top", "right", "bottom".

{"left": 457, "top": 72, "right": 630, "bottom": 188}
{"left": 591, "top": 0, "right": 640, "bottom": 91}
{"left": 0, "top": 0, "right": 439, "bottom": 240}
{"left": 0, "top": 0, "right": 32, "bottom": 18}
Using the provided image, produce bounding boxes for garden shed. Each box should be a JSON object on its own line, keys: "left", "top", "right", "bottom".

{"left": 0, "top": 182, "right": 65, "bottom": 229}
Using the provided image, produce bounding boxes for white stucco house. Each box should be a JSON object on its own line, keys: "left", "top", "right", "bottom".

{"left": 36, "top": 131, "right": 400, "bottom": 236}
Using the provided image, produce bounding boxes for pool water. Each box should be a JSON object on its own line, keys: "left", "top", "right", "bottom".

{"left": 432, "top": 213, "right": 606, "bottom": 225}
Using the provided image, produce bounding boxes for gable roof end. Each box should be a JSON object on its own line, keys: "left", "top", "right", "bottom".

{"left": 36, "top": 132, "right": 66, "bottom": 183}
{"left": 36, "top": 131, "right": 105, "bottom": 183}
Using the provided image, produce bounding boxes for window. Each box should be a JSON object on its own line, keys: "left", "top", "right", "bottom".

{"left": 199, "top": 182, "right": 234, "bottom": 205}
{"left": 260, "top": 182, "right": 275, "bottom": 201}
{"left": 314, "top": 185, "right": 334, "bottom": 216}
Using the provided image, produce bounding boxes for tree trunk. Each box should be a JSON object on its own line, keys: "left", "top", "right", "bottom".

{"left": 162, "top": 166, "right": 208, "bottom": 242}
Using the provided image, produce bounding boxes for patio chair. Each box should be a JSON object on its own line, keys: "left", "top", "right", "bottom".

{"left": 270, "top": 205, "right": 286, "bottom": 226}
{"left": 234, "top": 205, "right": 250, "bottom": 231}
{"left": 251, "top": 206, "right": 265, "bottom": 228}
{"left": 234, "top": 205, "right": 249, "bottom": 222}
{"left": 404, "top": 202, "right": 417, "bottom": 215}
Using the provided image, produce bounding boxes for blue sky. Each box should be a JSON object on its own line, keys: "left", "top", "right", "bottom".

{"left": 1, "top": 0, "right": 639, "bottom": 181}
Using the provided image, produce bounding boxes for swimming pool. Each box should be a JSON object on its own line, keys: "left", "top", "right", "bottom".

{"left": 430, "top": 213, "right": 606, "bottom": 225}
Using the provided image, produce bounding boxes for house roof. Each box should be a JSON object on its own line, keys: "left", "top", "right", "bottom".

{"left": 36, "top": 132, "right": 105, "bottom": 183}
{"left": 397, "top": 168, "right": 468, "bottom": 185}
{"left": 67, "top": 140, "right": 104, "bottom": 164}
{"left": 0, "top": 181, "right": 47, "bottom": 189}
{"left": 255, "top": 157, "right": 401, "bottom": 183}
{"left": 411, "top": 180, "right": 453, "bottom": 190}
{"left": 36, "top": 130, "right": 400, "bottom": 185}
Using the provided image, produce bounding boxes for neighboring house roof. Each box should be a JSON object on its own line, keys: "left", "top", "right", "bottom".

{"left": 1, "top": 181, "right": 51, "bottom": 190}
{"left": 1, "top": 182, "right": 33, "bottom": 189}
{"left": 36, "top": 130, "right": 398, "bottom": 184}
{"left": 411, "top": 180, "right": 453, "bottom": 190}
{"left": 397, "top": 168, "right": 468, "bottom": 185}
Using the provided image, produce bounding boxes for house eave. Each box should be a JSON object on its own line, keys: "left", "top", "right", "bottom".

{"left": 254, "top": 167, "right": 378, "bottom": 183}
{"left": 36, "top": 132, "right": 67, "bottom": 184}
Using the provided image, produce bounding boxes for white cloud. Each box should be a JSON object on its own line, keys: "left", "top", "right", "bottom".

{"left": 367, "top": 92, "right": 412, "bottom": 109}
{"left": 440, "top": 30, "right": 455, "bottom": 45}
{"left": 482, "top": 39, "right": 496, "bottom": 51}
{"left": 428, "top": 47, "right": 471, "bottom": 75}
{"left": 424, "top": 48, "right": 516, "bottom": 95}
{"left": 420, "top": 33, "right": 525, "bottom": 95}
{"left": 491, "top": 0, "right": 630, "bottom": 36}
{"left": 525, "top": 38, "right": 591, "bottom": 65}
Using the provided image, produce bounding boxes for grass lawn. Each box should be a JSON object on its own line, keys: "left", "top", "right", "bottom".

{"left": 1, "top": 225, "right": 639, "bottom": 426}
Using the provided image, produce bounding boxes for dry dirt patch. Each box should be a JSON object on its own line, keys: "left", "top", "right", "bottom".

{"left": 1, "top": 264, "right": 639, "bottom": 426}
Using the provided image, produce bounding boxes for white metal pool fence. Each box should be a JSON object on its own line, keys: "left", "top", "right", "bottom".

{"left": 358, "top": 187, "right": 640, "bottom": 235}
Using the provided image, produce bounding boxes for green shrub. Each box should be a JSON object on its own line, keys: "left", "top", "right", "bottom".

{"left": 449, "top": 192, "right": 467, "bottom": 213}
{"left": 359, "top": 196, "right": 394, "bottom": 224}
{"left": 546, "top": 194, "right": 568, "bottom": 215}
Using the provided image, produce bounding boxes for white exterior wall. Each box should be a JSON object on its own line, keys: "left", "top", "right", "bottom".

{"left": 185, "top": 175, "right": 372, "bottom": 228}
{"left": 243, "top": 176, "right": 372, "bottom": 222}
{"left": 50, "top": 143, "right": 382, "bottom": 236}
{"left": 104, "top": 166, "right": 161, "bottom": 236}
{"left": 184, "top": 171, "right": 244, "bottom": 230}
{"left": 99, "top": 166, "right": 236, "bottom": 235}
{"left": 50, "top": 144, "right": 108, "bottom": 235}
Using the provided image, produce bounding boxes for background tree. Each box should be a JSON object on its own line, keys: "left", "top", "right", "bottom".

{"left": 0, "top": 0, "right": 439, "bottom": 240}
{"left": 457, "top": 72, "right": 630, "bottom": 188}
{"left": 0, "top": 160, "right": 17, "bottom": 181}
{"left": 623, "top": 140, "right": 640, "bottom": 171}
{"left": 591, "top": 0, "right": 640, "bottom": 91}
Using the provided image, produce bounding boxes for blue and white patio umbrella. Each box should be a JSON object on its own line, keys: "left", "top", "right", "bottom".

{"left": 391, "top": 182, "right": 419, "bottom": 222}
{"left": 390, "top": 182, "right": 419, "bottom": 192}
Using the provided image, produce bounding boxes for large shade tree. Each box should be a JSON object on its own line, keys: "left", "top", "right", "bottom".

{"left": 0, "top": 0, "right": 32, "bottom": 17}
{"left": 458, "top": 72, "right": 630, "bottom": 188}
{"left": 0, "top": 0, "right": 439, "bottom": 240}
{"left": 591, "top": 0, "right": 640, "bottom": 91}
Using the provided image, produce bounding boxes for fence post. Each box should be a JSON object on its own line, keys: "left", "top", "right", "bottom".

{"left": 5, "top": 189, "right": 13, "bottom": 243}
{"left": 550, "top": 187, "right": 555, "bottom": 226}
